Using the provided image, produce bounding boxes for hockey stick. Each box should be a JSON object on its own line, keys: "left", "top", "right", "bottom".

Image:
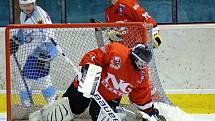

{"left": 50, "top": 38, "right": 121, "bottom": 121}
{"left": 90, "top": 18, "right": 105, "bottom": 47}
{"left": 13, "top": 53, "right": 34, "bottom": 106}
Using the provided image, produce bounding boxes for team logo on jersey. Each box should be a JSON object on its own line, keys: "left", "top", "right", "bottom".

{"left": 110, "top": 56, "right": 121, "bottom": 70}
{"left": 119, "top": 4, "right": 125, "bottom": 14}
{"left": 142, "top": 12, "right": 151, "bottom": 20}
{"left": 138, "top": 70, "right": 145, "bottom": 84}
{"left": 90, "top": 55, "right": 95, "bottom": 62}
{"left": 133, "top": 4, "right": 140, "bottom": 10}
{"left": 37, "top": 18, "right": 43, "bottom": 24}
{"left": 102, "top": 73, "right": 133, "bottom": 96}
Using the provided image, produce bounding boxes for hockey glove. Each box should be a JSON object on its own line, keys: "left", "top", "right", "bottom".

{"left": 17, "top": 29, "right": 34, "bottom": 44}
{"left": 152, "top": 26, "right": 162, "bottom": 48}
{"left": 10, "top": 36, "right": 20, "bottom": 56}
{"left": 140, "top": 107, "right": 166, "bottom": 121}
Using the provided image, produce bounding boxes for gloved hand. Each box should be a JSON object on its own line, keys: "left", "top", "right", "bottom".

{"left": 140, "top": 106, "right": 166, "bottom": 121}
{"left": 10, "top": 36, "right": 20, "bottom": 56}
{"left": 152, "top": 26, "right": 162, "bottom": 48}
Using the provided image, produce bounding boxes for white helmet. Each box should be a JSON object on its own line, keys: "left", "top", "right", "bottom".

{"left": 19, "top": 0, "right": 36, "bottom": 5}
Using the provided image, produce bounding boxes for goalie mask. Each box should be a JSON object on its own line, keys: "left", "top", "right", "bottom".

{"left": 129, "top": 44, "right": 152, "bottom": 71}
{"left": 107, "top": 30, "right": 123, "bottom": 43}
{"left": 19, "top": 0, "right": 36, "bottom": 14}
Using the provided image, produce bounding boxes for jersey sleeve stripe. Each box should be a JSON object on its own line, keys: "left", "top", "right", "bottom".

{"left": 36, "top": 6, "right": 48, "bottom": 24}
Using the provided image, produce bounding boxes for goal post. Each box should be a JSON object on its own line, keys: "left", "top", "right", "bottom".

{"left": 5, "top": 22, "right": 169, "bottom": 120}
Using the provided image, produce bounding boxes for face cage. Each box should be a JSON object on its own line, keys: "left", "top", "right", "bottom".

{"left": 131, "top": 52, "right": 147, "bottom": 70}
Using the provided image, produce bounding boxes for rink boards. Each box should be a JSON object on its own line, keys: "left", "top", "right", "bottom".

{"left": 0, "top": 90, "right": 215, "bottom": 114}
{"left": 1, "top": 24, "right": 215, "bottom": 114}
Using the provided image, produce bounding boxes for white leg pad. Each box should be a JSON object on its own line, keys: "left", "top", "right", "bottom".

{"left": 29, "top": 97, "right": 73, "bottom": 121}
{"left": 154, "top": 102, "right": 193, "bottom": 121}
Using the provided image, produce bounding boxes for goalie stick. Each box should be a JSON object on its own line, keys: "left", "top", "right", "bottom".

{"left": 50, "top": 38, "right": 121, "bottom": 121}
{"left": 10, "top": 31, "right": 36, "bottom": 106}
{"left": 90, "top": 18, "right": 105, "bottom": 47}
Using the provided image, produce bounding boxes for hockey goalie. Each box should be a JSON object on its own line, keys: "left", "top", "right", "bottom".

{"left": 29, "top": 38, "right": 170, "bottom": 121}
{"left": 29, "top": 28, "right": 192, "bottom": 121}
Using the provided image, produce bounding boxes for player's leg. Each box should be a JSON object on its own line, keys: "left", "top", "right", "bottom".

{"left": 29, "top": 97, "right": 74, "bottom": 121}
{"left": 31, "top": 42, "right": 57, "bottom": 103}
{"left": 19, "top": 55, "right": 37, "bottom": 107}
{"left": 22, "top": 54, "right": 57, "bottom": 103}
{"left": 37, "top": 75, "right": 56, "bottom": 103}
{"left": 29, "top": 82, "right": 91, "bottom": 121}
{"left": 19, "top": 77, "right": 32, "bottom": 107}
{"left": 63, "top": 83, "right": 91, "bottom": 114}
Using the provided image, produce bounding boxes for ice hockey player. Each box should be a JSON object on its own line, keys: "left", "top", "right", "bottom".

{"left": 105, "top": 0, "right": 162, "bottom": 48}
{"left": 10, "top": 0, "right": 57, "bottom": 107}
{"left": 29, "top": 42, "right": 166, "bottom": 121}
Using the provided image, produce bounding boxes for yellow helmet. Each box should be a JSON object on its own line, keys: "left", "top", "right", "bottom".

{"left": 107, "top": 30, "right": 124, "bottom": 43}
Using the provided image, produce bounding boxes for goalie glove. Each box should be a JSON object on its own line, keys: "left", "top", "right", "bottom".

{"left": 10, "top": 36, "right": 20, "bottom": 56}
{"left": 140, "top": 107, "right": 166, "bottom": 121}
{"left": 78, "top": 64, "right": 102, "bottom": 98}
{"left": 152, "top": 26, "right": 162, "bottom": 48}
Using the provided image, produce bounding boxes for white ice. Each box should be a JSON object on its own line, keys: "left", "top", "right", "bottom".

{"left": 1, "top": 113, "right": 215, "bottom": 121}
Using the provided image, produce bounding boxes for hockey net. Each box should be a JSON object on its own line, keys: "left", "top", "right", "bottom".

{"left": 5, "top": 23, "right": 172, "bottom": 121}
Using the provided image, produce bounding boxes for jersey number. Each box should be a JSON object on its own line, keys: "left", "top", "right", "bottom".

{"left": 142, "top": 12, "right": 151, "bottom": 20}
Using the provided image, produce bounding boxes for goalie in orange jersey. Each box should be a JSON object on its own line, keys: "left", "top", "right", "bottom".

{"left": 105, "top": 0, "right": 162, "bottom": 48}
{"left": 30, "top": 41, "right": 166, "bottom": 121}
{"left": 68, "top": 41, "right": 167, "bottom": 121}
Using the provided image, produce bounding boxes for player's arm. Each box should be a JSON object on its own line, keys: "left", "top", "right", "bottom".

{"left": 77, "top": 45, "right": 110, "bottom": 98}
{"left": 79, "top": 45, "right": 109, "bottom": 67}
{"left": 104, "top": 7, "right": 111, "bottom": 22}
{"left": 35, "top": 6, "right": 52, "bottom": 24}
{"left": 128, "top": 3, "right": 163, "bottom": 48}
{"left": 129, "top": 68, "right": 166, "bottom": 121}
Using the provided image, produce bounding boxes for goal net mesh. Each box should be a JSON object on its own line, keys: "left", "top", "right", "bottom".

{"left": 5, "top": 23, "right": 172, "bottom": 120}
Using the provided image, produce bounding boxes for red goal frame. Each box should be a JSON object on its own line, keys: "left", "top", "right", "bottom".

{"left": 5, "top": 22, "right": 147, "bottom": 121}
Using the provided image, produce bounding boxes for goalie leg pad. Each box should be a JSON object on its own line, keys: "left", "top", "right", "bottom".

{"left": 63, "top": 83, "right": 91, "bottom": 115}
{"left": 154, "top": 102, "right": 192, "bottom": 121}
{"left": 29, "top": 97, "right": 74, "bottom": 121}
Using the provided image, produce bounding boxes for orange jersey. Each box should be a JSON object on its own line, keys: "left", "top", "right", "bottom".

{"left": 74, "top": 43, "right": 152, "bottom": 106}
{"left": 105, "top": 0, "right": 156, "bottom": 46}
{"left": 105, "top": 0, "right": 157, "bottom": 26}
